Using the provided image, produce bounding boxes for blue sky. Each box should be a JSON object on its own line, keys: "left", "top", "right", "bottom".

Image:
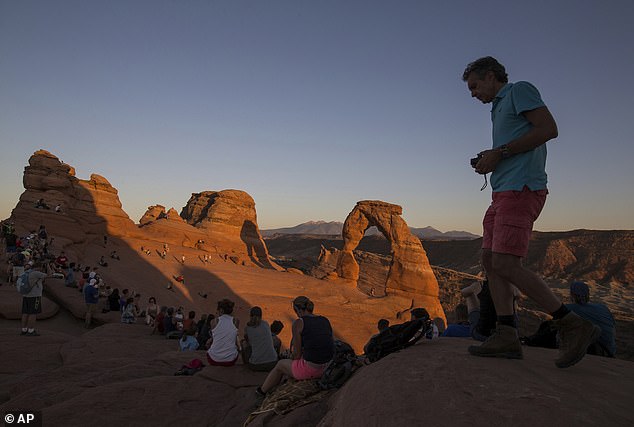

{"left": 1, "top": 0, "right": 633, "bottom": 235}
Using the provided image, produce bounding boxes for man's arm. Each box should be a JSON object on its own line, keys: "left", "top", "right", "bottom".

{"left": 476, "top": 106, "right": 558, "bottom": 174}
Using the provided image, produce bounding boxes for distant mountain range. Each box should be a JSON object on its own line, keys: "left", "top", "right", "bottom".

{"left": 261, "top": 220, "right": 480, "bottom": 240}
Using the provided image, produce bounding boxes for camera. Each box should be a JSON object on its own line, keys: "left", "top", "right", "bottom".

{"left": 470, "top": 152, "right": 483, "bottom": 169}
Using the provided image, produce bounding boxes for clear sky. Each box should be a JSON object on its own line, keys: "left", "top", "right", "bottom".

{"left": 1, "top": 0, "right": 633, "bottom": 235}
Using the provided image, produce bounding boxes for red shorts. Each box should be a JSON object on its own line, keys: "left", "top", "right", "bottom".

{"left": 482, "top": 186, "right": 547, "bottom": 257}
{"left": 291, "top": 358, "right": 328, "bottom": 380}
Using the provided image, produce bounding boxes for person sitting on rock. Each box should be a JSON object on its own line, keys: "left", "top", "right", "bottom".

{"left": 55, "top": 251, "right": 69, "bottom": 269}
{"left": 119, "top": 289, "right": 130, "bottom": 312}
{"left": 121, "top": 297, "right": 136, "bottom": 324}
{"left": 145, "top": 297, "right": 158, "bottom": 326}
{"left": 110, "top": 251, "right": 120, "bottom": 260}
{"left": 54, "top": 204, "right": 62, "bottom": 213}
{"left": 566, "top": 281, "right": 616, "bottom": 358}
{"left": 164, "top": 307, "right": 181, "bottom": 339}
{"left": 442, "top": 304, "right": 472, "bottom": 337}
{"left": 363, "top": 319, "right": 390, "bottom": 353}
{"left": 241, "top": 306, "right": 279, "bottom": 371}
{"left": 35, "top": 199, "right": 50, "bottom": 209}
{"left": 108, "top": 288, "right": 120, "bottom": 312}
{"left": 175, "top": 306, "right": 185, "bottom": 331}
{"left": 183, "top": 310, "right": 196, "bottom": 332}
{"left": 99, "top": 285, "right": 113, "bottom": 313}
{"left": 460, "top": 280, "right": 482, "bottom": 338}
{"left": 64, "top": 262, "right": 77, "bottom": 288}
{"left": 197, "top": 314, "right": 215, "bottom": 349}
{"left": 153, "top": 306, "right": 167, "bottom": 335}
{"left": 206, "top": 299, "right": 240, "bottom": 367}
{"left": 256, "top": 296, "right": 334, "bottom": 397}
{"left": 270, "top": 320, "right": 284, "bottom": 358}
{"left": 98, "top": 256, "right": 108, "bottom": 267}
{"left": 179, "top": 327, "right": 200, "bottom": 351}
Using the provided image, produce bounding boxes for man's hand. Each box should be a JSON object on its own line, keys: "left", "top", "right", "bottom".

{"left": 475, "top": 149, "right": 502, "bottom": 174}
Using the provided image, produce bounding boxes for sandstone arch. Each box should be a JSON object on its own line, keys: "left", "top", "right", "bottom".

{"left": 336, "top": 200, "right": 446, "bottom": 323}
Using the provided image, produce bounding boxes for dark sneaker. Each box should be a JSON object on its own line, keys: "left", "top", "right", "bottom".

{"left": 26, "top": 330, "right": 40, "bottom": 336}
{"left": 553, "top": 312, "right": 601, "bottom": 368}
{"left": 468, "top": 324, "right": 523, "bottom": 359}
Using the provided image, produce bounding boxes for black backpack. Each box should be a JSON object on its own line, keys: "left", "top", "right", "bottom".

{"left": 318, "top": 340, "right": 357, "bottom": 390}
{"left": 365, "top": 314, "right": 432, "bottom": 363}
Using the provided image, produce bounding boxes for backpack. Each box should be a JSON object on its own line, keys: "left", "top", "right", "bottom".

{"left": 318, "top": 340, "right": 357, "bottom": 390}
{"left": 364, "top": 314, "right": 432, "bottom": 363}
{"left": 16, "top": 271, "right": 34, "bottom": 295}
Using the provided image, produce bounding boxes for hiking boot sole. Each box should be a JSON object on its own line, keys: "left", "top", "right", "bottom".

{"left": 555, "top": 325, "right": 601, "bottom": 368}
{"left": 468, "top": 346, "right": 523, "bottom": 359}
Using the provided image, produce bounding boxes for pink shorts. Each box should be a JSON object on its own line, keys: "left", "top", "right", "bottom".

{"left": 482, "top": 186, "right": 547, "bottom": 257}
{"left": 291, "top": 358, "right": 328, "bottom": 380}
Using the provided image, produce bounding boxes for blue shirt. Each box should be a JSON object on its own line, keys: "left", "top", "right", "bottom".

{"left": 491, "top": 81, "right": 548, "bottom": 192}
{"left": 441, "top": 323, "right": 471, "bottom": 338}
{"left": 566, "top": 303, "right": 616, "bottom": 357}
{"left": 180, "top": 335, "right": 200, "bottom": 351}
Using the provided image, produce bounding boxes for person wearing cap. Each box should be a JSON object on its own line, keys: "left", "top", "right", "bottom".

{"left": 566, "top": 282, "right": 616, "bottom": 358}
{"left": 21, "top": 263, "right": 47, "bottom": 336}
{"left": 84, "top": 277, "right": 100, "bottom": 328}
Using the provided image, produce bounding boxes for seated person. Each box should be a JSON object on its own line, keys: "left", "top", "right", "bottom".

{"left": 566, "top": 281, "right": 616, "bottom": 357}
{"left": 179, "top": 328, "right": 200, "bottom": 351}
{"left": 108, "top": 288, "right": 121, "bottom": 312}
{"left": 241, "top": 306, "right": 278, "bottom": 371}
{"left": 145, "top": 297, "right": 159, "bottom": 326}
{"left": 364, "top": 319, "right": 390, "bottom": 353}
{"left": 164, "top": 307, "right": 181, "bottom": 339}
{"left": 98, "top": 256, "right": 108, "bottom": 267}
{"left": 110, "top": 251, "right": 120, "bottom": 260}
{"left": 153, "top": 306, "right": 167, "bottom": 335}
{"left": 257, "top": 296, "right": 334, "bottom": 396}
{"left": 182, "top": 310, "right": 196, "bottom": 332}
{"left": 197, "top": 314, "right": 215, "bottom": 349}
{"left": 442, "top": 304, "right": 471, "bottom": 337}
{"left": 121, "top": 297, "right": 136, "bottom": 324}
{"left": 206, "top": 299, "right": 240, "bottom": 366}
{"left": 461, "top": 281, "right": 482, "bottom": 337}
{"left": 55, "top": 252, "right": 69, "bottom": 269}
{"left": 270, "top": 320, "right": 284, "bottom": 358}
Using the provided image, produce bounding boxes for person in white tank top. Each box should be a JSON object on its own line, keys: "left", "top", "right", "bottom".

{"left": 207, "top": 299, "right": 240, "bottom": 366}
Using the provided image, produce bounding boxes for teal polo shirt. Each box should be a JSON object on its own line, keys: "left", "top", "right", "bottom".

{"left": 490, "top": 81, "right": 548, "bottom": 192}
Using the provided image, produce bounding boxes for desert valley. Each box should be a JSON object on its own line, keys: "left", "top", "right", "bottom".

{"left": 1, "top": 150, "right": 633, "bottom": 426}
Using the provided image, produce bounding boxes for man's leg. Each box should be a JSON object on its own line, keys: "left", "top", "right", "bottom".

{"left": 21, "top": 313, "right": 28, "bottom": 334}
{"left": 491, "top": 252, "right": 561, "bottom": 313}
{"left": 469, "top": 249, "right": 523, "bottom": 359}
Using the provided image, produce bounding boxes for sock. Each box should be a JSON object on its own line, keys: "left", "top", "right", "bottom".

{"left": 497, "top": 315, "right": 516, "bottom": 328}
{"left": 550, "top": 304, "right": 570, "bottom": 320}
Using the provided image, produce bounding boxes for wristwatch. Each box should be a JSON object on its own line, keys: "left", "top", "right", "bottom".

{"left": 498, "top": 144, "right": 512, "bottom": 159}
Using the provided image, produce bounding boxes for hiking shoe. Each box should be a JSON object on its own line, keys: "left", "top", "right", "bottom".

{"left": 255, "top": 387, "right": 266, "bottom": 398}
{"left": 468, "top": 324, "right": 523, "bottom": 359}
{"left": 553, "top": 312, "right": 601, "bottom": 368}
{"left": 26, "top": 330, "right": 40, "bottom": 337}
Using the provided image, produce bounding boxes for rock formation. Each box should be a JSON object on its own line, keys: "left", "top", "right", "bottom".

{"left": 181, "top": 190, "right": 278, "bottom": 269}
{"left": 336, "top": 200, "right": 445, "bottom": 323}
{"left": 11, "top": 150, "right": 137, "bottom": 247}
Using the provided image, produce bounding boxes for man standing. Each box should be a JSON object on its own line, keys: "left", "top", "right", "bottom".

{"left": 21, "top": 263, "right": 47, "bottom": 336}
{"left": 462, "top": 56, "right": 600, "bottom": 368}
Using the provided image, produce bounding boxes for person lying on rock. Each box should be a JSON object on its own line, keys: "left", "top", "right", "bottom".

{"left": 256, "top": 296, "right": 334, "bottom": 397}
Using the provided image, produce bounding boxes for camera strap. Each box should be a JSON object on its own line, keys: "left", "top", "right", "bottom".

{"left": 480, "top": 174, "right": 488, "bottom": 191}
